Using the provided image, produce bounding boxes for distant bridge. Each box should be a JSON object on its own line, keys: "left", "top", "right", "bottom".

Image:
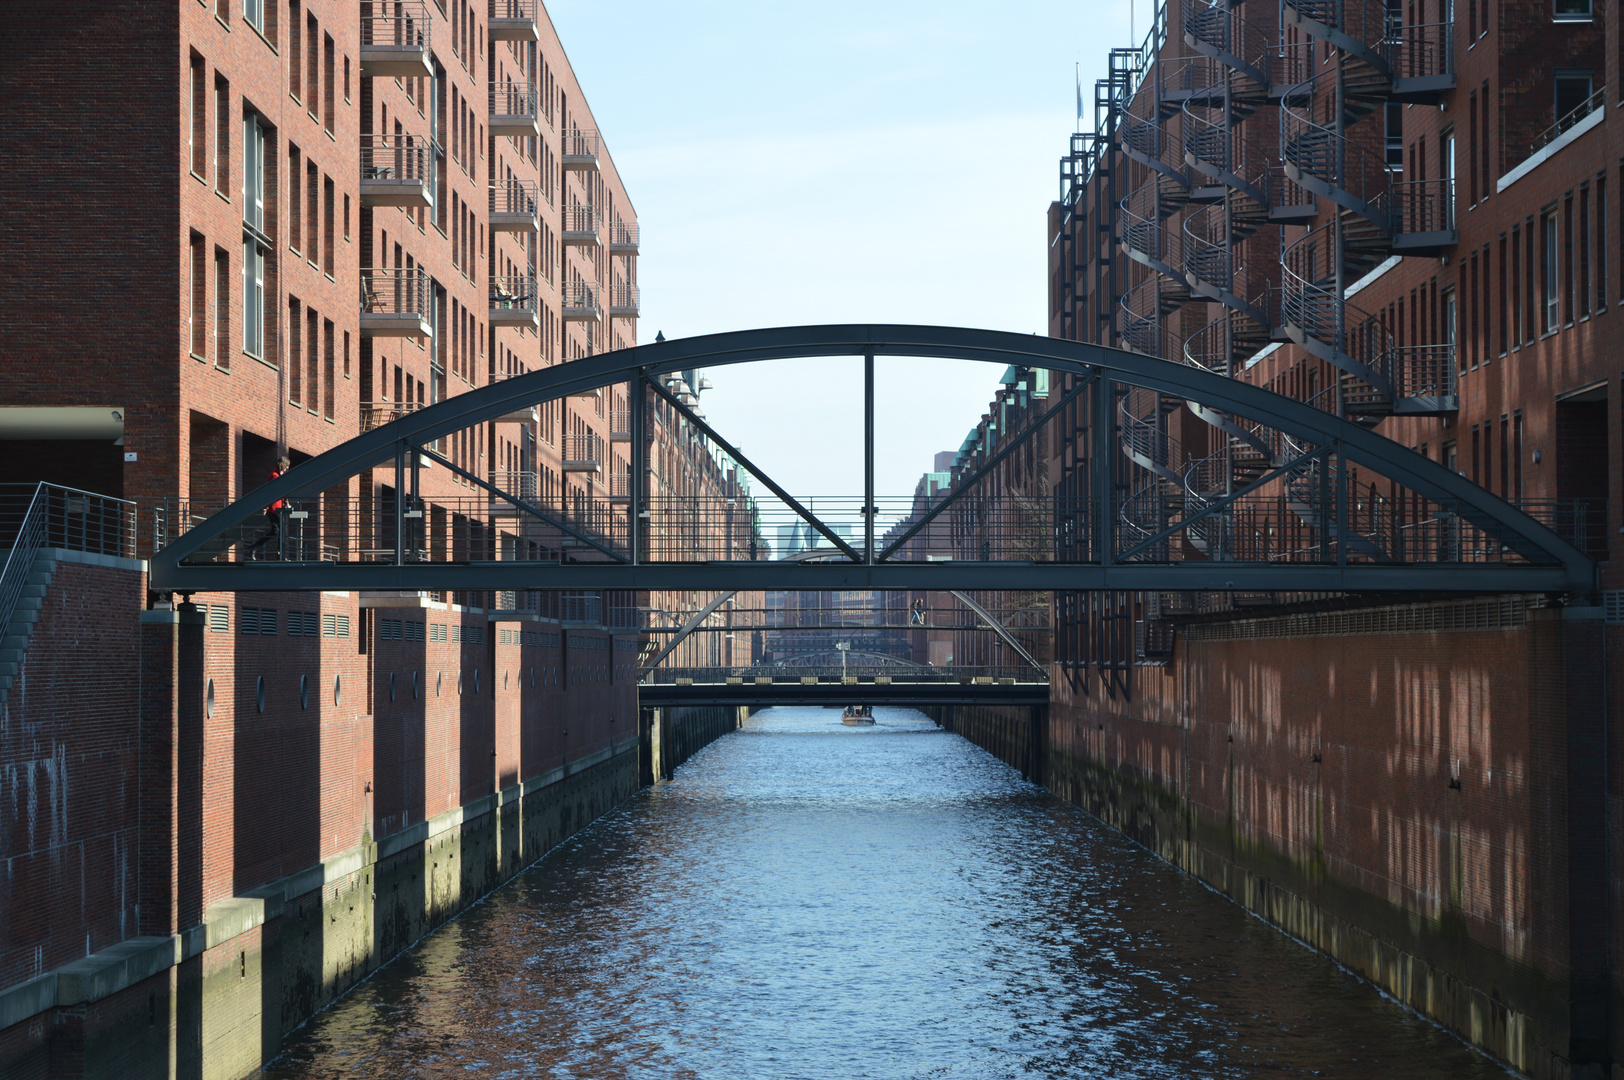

{"left": 639, "top": 666, "right": 1048, "bottom": 708}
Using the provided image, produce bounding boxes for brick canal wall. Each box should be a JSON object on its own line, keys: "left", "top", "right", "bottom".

{"left": 0, "top": 557, "right": 745, "bottom": 1080}
{"left": 936, "top": 596, "right": 1603, "bottom": 1080}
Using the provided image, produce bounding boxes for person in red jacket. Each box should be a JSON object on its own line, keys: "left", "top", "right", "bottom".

{"left": 248, "top": 455, "right": 291, "bottom": 559}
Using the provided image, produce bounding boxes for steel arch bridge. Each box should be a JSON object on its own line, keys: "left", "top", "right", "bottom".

{"left": 149, "top": 325, "right": 1595, "bottom": 595}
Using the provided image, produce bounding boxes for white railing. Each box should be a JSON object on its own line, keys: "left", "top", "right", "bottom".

{"left": 361, "top": 0, "right": 430, "bottom": 49}
{"left": 361, "top": 134, "right": 432, "bottom": 184}
{"left": 609, "top": 218, "right": 639, "bottom": 248}
{"left": 490, "top": 80, "right": 537, "bottom": 119}
{"left": 609, "top": 284, "right": 640, "bottom": 314}
{"left": 491, "top": 469, "right": 541, "bottom": 501}
{"left": 490, "top": 273, "right": 538, "bottom": 315}
{"left": 562, "top": 203, "right": 601, "bottom": 235}
{"left": 561, "top": 280, "right": 598, "bottom": 311}
{"left": 488, "top": 0, "right": 536, "bottom": 19}
{"left": 360, "top": 267, "right": 429, "bottom": 317}
{"left": 489, "top": 178, "right": 538, "bottom": 217}
{"left": 562, "top": 128, "right": 600, "bottom": 162}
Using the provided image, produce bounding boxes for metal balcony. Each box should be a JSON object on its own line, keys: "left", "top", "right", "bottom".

{"left": 609, "top": 283, "right": 640, "bottom": 318}
{"left": 560, "top": 592, "right": 601, "bottom": 625}
{"left": 490, "top": 80, "right": 540, "bottom": 137}
{"left": 562, "top": 203, "right": 602, "bottom": 247}
{"left": 561, "top": 280, "right": 600, "bottom": 323}
{"left": 490, "top": 274, "right": 539, "bottom": 328}
{"left": 492, "top": 371, "right": 539, "bottom": 422}
{"left": 609, "top": 409, "right": 632, "bottom": 442}
{"left": 608, "top": 219, "right": 639, "bottom": 254}
{"left": 489, "top": 178, "right": 539, "bottom": 232}
{"left": 359, "top": 400, "right": 422, "bottom": 432}
{"left": 562, "top": 432, "right": 602, "bottom": 473}
{"left": 360, "top": 268, "right": 431, "bottom": 338}
{"left": 360, "top": 0, "right": 433, "bottom": 77}
{"left": 488, "top": 0, "right": 539, "bottom": 41}
{"left": 489, "top": 470, "right": 540, "bottom": 514}
{"left": 360, "top": 135, "right": 433, "bottom": 208}
{"left": 607, "top": 471, "right": 631, "bottom": 504}
{"left": 562, "top": 128, "right": 600, "bottom": 171}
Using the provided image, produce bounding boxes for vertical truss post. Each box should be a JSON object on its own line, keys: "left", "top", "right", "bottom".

{"left": 630, "top": 373, "right": 646, "bottom": 565}
{"left": 393, "top": 441, "right": 405, "bottom": 566}
{"left": 864, "top": 351, "right": 875, "bottom": 565}
{"left": 1091, "top": 372, "right": 1114, "bottom": 565}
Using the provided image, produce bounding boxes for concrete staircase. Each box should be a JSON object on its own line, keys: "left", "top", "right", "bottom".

{"left": 0, "top": 550, "right": 58, "bottom": 710}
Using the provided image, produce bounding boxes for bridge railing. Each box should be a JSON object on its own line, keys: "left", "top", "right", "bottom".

{"left": 644, "top": 665, "right": 1043, "bottom": 684}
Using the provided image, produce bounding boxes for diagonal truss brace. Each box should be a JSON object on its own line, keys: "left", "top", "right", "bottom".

{"left": 647, "top": 377, "right": 863, "bottom": 563}
{"left": 950, "top": 590, "right": 1046, "bottom": 673}
{"left": 416, "top": 443, "right": 627, "bottom": 563}
{"left": 879, "top": 376, "right": 1090, "bottom": 562}
{"left": 638, "top": 590, "right": 735, "bottom": 675}
{"left": 1113, "top": 444, "right": 1331, "bottom": 564}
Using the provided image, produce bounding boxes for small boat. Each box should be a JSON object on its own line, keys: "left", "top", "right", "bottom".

{"left": 841, "top": 704, "right": 875, "bottom": 726}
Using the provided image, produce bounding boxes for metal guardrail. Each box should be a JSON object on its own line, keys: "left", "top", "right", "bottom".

{"left": 490, "top": 273, "right": 537, "bottom": 315}
{"left": 360, "top": 267, "right": 429, "bottom": 318}
{"left": 608, "top": 219, "right": 639, "bottom": 248}
{"left": 359, "top": 400, "right": 423, "bottom": 432}
{"left": 490, "top": 178, "right": 539, "bottom": 218}
{"left": 488, "top": 0, "right": 536, "bottom": 19}
{"left": 361, "top": 134, "right": 432, "bottom": 184}
{"left": 562, "top": 203, "right": 601, "bottom": 236}
{"left": 361, "top": 0, "right": 430, "bottom": 49}
{"left": 609, "top": 284, "right": 640, "bottom": 314}
{"left": 563, "top": 432, "right": 602, "bottom": 467}
{"left": 562, "top": 128, "right": 600, "bottom": 162}
{"left": 561, "top": 279, "right": 598, "bottom": 312}
{"left": 1530, "top": 84, "right": 1606, "bottom": 155}
{"left": 0, "top": 483, "right": 137, "bottom": 646}
{"left": 490, "top": 80, "right": 538, "bottom": 119}
{"left": 644, "top": 665, "right": 1042, "bottom": 684}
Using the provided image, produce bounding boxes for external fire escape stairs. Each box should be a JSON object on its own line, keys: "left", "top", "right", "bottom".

{"left": 0, "top": 551, "right": 58, "bottom": 710}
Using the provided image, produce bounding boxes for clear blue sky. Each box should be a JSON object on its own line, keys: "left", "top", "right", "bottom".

{"left": 546, "top": 0, "right": 1138, "bottom": 503}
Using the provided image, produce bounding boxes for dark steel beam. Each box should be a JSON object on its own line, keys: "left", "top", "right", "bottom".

{"left": 637, "top": 682, "right": 1050, "bottom": 708}
{"left": 156, "top": 559, "right": 1584, "bottom": 593}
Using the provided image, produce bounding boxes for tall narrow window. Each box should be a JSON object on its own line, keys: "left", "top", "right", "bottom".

{"left": 288, "top": 2, "right": 302, "bottom": 100}
{"left": 242, "top": 114, "right": 268, "bottom": 359}
{"left": 1510, "top": 226, "right": 1522, "bottom": 345}
{"left": 1563, "top": 193, "right": 1575, "bottom": 324}
{"left": 306, "top": 13, "right": 319, "bottom": 114}
{"left": 1481, "top": 245, "right": 1492, "bottom": 363}
{"left": 1498, "top": 415, "right": 1510, "bottom": 499}
{"left": 190, "top": 56, "right": 207, "bottom": 176}
{"left": 342, "top": 329, "right": 350, "bottom": 378}
{"left": 1513, "top": 411, "right": 1524, "bottom": 500}
{"left": 1543, "top": 209, "right": 1560, "bottom": 332}
{"left": 1526, "top": 220, "right": 1537, "bottom": 341}
{"left": 307, "top": 308, "right": 320, "bottom": 415}
{"left": 190, "top": 233, "right": 207, "bottom": 358}
{"left": 288, "top": 297, "right": 302, "bottom": 402}
{"left": 215, "top": 77, "right": 231, "bottom": 196}
{"left": 1464, "top": 256, "right": 1476, "bottom": 369}
{"left": 1498, "top": 234, "right": 1508, "bottom": 354}
{"left": 323, "top": 176, "right": 335, "bottom": 276}
{"left": 1443, "top": 131, "right": 1457, "bottom": 225}
{"left": 1443, "top": 288, "right": 1458, "bottom": 373}
{"left": 1468, "top": 93, "right": 1478, "bottom": 206}
{"left": 243, "top": 0, "right": 262, "bottom": 33}
{"left": 1597, "top": 173, "right": 1608, "bottom": 308}
{"left": 323, "top": 34, "right": 335, "bottom": 133}
{"left": 1579, "top": 184, "right": 1592, "bottom": 317}
{"left": 306, "top": 159, "right": 318, "bottom": 261}
{"left": 214, "top": 248, "right": 230, "bottom": 368}
{"left": 1481, "top": 80, "right": 1492, "bottom": 196}
{"left": 287, "top": 145, "right": 302, "bottom": 253}
{"left": 243, "top": 115, "right": 266, "bottom": 233}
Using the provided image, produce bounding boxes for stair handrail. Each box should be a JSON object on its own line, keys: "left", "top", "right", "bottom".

{"left": 0, "top": 484, "right": 49, "bottom": 656}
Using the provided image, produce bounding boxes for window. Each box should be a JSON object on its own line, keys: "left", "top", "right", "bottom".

{"left": 214, "top": 248, "right": 230, "bottom": 368}
{"left": 306, "top": 13, "right": 319, "bottom": 115}
{"left": 1442, "top": 131, "right": 1456, "bottom": 225}
{"left": 323, "top": 34, "right": 335, "bottom": 133}
{"left": 1579, "top": 184, "right": 1592, "bottom": 317}
{"left": 1564, "top": 193, "right": 1575, "bottom": 324}
{"left": 243, "top": 0, "right": 263, "bottom": 32}
{"left": 307, "top": 307, "right": 320, "bottom": 415}
{"left": 243, "top": 239, "right": 264, "bottom": 357}
{"left": 288, "top": 1, "right": 301, "bottom": 100}
{"left": 1555, "top": 72, "right": 1594, "bottom": 129}
{"left": 1443, "top": 287, "right": 1458, "bottom": 371}
{"left": 190, "top": 233, "right": 207, "bottom": 358}
{"left": 306, "top": 159, "right": 318, "bottom": 260}
{"left": 214, "top": 77, "right": 230, "bottom": 195}
{"left": 1498, "top": 234, "right": 1508, "bottom": 354}
{"left": 1385, "top": 102, "right": 1403, "bottom": 170}
{"left": 1554, "top": 0, "right": 1592, "bottom": 20}
{"left": 1468, "top": 92, "right": 1478, "bottom": 206}
{"left": 243, "top": 113, "right": 265, "bottom": 232}
{"left": 1481, "top": 81, "right": 1491, "bottom": 196}
{"left": 1543, "top": 209, "right": 1560, "bottom": 332}
{"left": 190, "top": 55, "right": 207, "bottom": 177}
{"left": 1597, "top": 173, "right": 1608, "bottom": 309}
{"left": 288, "top": 145, "right": 301, "bottom": 253}
{"left": 288, "top": 298, "right": 302, "bottom": 402}
{"left": 323, "top": 176, "right": 335, "bottom": 276}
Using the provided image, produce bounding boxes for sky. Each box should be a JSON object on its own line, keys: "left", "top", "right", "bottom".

{"left": 544, "top": 0, "right": 1140, "bottom": 509}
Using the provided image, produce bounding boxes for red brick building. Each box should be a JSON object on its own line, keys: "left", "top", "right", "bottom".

{"left": 0, "top": 4, "right": 748, "bottom": 1076}
{"left": 1036, "top": 0, "right": 1619, "bottom": 1074}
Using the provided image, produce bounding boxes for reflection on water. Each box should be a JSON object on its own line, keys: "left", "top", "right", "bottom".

{"left": 263, "top": 707, "right": 1510, "bottom": 1079}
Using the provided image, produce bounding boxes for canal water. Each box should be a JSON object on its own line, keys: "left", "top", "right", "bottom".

{"left": 262, "top": 707, "right": 1511, "bottom": 1079}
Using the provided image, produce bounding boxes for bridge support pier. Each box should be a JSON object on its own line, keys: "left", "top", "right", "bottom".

{"left": 1564, "top": 607, "right": 1611, "bottom": 1077}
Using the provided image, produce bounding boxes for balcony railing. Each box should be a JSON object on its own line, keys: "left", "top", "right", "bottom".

{"left": 561, "top": 592, "right": 601, "bottom": 624}
{"left": 609, "top": 283, "right": 640, "bottom": 317}
{"left": 562, "top": 128, "right": 600, "bottom": 170}
{"left": 489, "top": 80, "right": 540, "bottom": 137}
{"left": 562, "top": 203, "right": 602, "bottom": 245}
{"left": 360, "top": 0, "right": 432, "bottom": 77}
{"left": 487, "top": 0, "right": 539, "bottom": 41}
{"left": 609, "top": 409, "right": 632, "bottom": 441}
{"left": 359, "top": 400, "right": 423, "bottom": 432}
{"left": 608, "top": 471, "right": 632, "bottom": 503}
{"left": 490, "top": 273, "right": 539, "bottom": 327}
{"left": 489, "top": 178, "right": 539, "bottom": 231}
{"left": 360, "top": 268, "right": 431, "bottom": 338}
{"left": 360, "top": 134, "right": 434, "bottom": 208}
{"left": 1530, "top": 84, "right": 1606, "bottom": 156}
{"left": 608, "top": 219, "right": 639, "bottom": 255}
{"left": 561, "top": 280, "right": 600, "bottom": 321}
{"left": 562, "top": 432, "right": 602, "bottom": 472}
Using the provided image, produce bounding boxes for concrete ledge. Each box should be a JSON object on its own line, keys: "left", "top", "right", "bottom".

{"left": 141, "top": 608, "right": 206, "bottom": 626}
{"left": 44, "top": 547, "right": 148, "bottom": 574}
{"left": 1498, "top": 105, "right": 1605, "bottom": 193}
{"left": 202, "top": 897, "right": 267, "bottom": 951}
{"left": 56, "top": 936, "right": 177, "bottom": 1007}
{"left": 0, "top": 973, "right": 57, "bottom": 1030}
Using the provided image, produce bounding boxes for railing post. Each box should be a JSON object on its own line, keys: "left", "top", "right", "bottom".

{"left": 864, "top": 351, "right": 875, "bottom": 564}
{"left": 1092, "top": 372, "right": 1115, "bottom": 565}
{"left": 631, "top": 374, "right": 646, "bottom": 565}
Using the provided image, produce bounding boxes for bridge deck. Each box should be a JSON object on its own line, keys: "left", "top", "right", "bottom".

{"left": 638, "top": 679, "right": 1049, "bottom": 708}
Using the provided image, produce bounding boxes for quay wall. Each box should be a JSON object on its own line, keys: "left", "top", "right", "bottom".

{"left": 0, "top": 558, "right": 684, "bottom": 1080}
{"left": 936, "top": 597, "right": 1604, "bottom": 1080}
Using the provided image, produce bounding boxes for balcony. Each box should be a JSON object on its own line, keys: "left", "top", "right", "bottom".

{"left": 360, "top": 268, "right": 431, "bottom": 338}
{"left": 609, "top": 409, "right": 632, "bottom": 442}
{"left": 562, "top": 128, "right": 600, "bottom": 171}
{"left": 561, "top": 280, "right": 600, "bottom": 323}
{"left": 489, "top": 80, "right": 540, "bottom": 138}
{"left": 492, "top": 371, "right": 539, "bottom": 423}
{"left": 562, "top": 432, "right": 602, "bottom": 473}
{"left": 360, "top": 134, "right": 433, "bottom": 208}
{"left": 360, "top": 0, "right": 433, "bottom": 77}
{"left": 490, "top": 273, "right": 539, "bottom": 329}
{"left": 487, "top": 0, "right": 539, "bottom": 41}
{"left": 489, "top": 470, "right": 540, "bottom": 515}
{"left": 608, "top": 218, "right": 639, "bottom": 254}
{"left": 489, "top": 178, "right": 539, "bottom": 232}
{"left": 607, "top": 471, "right": 632, "bottom": 505}
{"left": 561, "top": 592, "right": 601, "bottom": 626}
{"left": 609, "top": 283, "right": 640, "bottom": 318}
{"left": 359, "top": 400, "right": 422, "bottom": 432}
{"left": 562, "top": 203, "right": 602, "bottom": 247}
